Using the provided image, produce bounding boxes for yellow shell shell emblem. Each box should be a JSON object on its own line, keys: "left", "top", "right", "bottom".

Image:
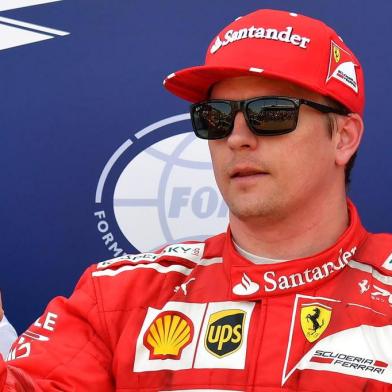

{"left": 144, "top": 311, "right": 194, "bottom": 359}
{"left": 300, "top": 303, "right": 332, "bottom": 343}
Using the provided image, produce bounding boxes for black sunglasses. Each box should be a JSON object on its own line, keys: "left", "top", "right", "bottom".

{"left": 190, "top": 96, "right": 349, "bottom": 140}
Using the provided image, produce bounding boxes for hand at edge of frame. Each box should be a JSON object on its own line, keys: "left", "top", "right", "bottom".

{"left": 0, "top": 292, "right": 3, "bottom": 322}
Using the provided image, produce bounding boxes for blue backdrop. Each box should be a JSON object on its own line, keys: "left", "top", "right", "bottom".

{"left": 1, "top": 0, "right": 391, "bottom": 333}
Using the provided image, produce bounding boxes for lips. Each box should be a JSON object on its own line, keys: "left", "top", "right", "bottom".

{"left": 229, "top": 166, "right": 268, "bottom": 178}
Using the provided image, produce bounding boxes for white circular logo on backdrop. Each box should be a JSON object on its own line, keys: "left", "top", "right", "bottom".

{"left": 94, "top": 114, "right": 228, "bottom": 256}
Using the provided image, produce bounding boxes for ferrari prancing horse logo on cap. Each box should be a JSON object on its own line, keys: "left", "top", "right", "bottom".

{"left": 326, "top": 40, "right": 358, "bottom": 93}
{"left": 333, "top": 46, "right": 341, "bottom": 63}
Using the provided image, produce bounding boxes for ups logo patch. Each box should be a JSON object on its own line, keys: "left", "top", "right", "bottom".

{"left": 205, "top": 309, "right": 245, "bottom": 357}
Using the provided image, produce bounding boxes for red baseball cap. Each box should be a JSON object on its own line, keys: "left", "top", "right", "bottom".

{"left": 164, "top": 9, "right": 364, "bottom": 115}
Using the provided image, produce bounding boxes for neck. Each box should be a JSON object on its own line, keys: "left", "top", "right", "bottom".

{"left": 229, "top": 193, "right": 349, "bottom": 260}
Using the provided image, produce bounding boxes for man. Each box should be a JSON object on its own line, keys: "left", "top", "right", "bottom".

{"left": 1, "top": 8, "right": 391, "bottom": 391}
{"left": 0, "top": 294, "right": 17, "bottom": 360}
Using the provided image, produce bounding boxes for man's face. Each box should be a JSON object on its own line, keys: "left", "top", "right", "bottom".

{"left": 208, "top": 76, "right": 342, "bottom": 221}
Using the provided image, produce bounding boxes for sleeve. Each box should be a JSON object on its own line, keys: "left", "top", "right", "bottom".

{"left": 0, "top": 316, "right": 18, "bottom": 360}
{"left": 0, "top": 266, "right": 114, "bottom": 391}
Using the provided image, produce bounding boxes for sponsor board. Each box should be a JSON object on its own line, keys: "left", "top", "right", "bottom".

{"left": 94, "top": 114, "right": 228, "bottom": 256}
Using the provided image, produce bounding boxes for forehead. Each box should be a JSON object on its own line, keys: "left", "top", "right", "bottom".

{"left": 210, "top": 76, "right": 326, "bottom": 102}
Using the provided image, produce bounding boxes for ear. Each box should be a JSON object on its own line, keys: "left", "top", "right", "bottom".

{"left": 334, "top": 113, "right": 364, "bottom": 167}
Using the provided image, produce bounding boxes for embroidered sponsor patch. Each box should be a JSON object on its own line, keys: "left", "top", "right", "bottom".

{"left": 282, "top": 294, "right": 391, "bottom": 386}
{"left": 231, "top": 248, "right": 357, "bottom": 297}
{"left": 232, "top": 273, "right": 259, "bottom": 296}
{"left": 144, "top": 311, "right": 194, "bottom": 360}
{"left": 134, "top": 301, "right": 255, "bottom": 372}
{"left": 160, "top": 243, "right": 205, "bottom": 263}
{"left": 300, "top": 303, "right": 332, "bottom": 343}
{"left": 205, "top": 309, "right": 245, "bottom": 358}
{"left": 326, "top": 41, "right": 358, "bottom": 93}
{"left": 210, "top": 25, "right": 310, "bottom": 54}
{"left": 292, "top": 326, "right": 392, "bottom": 384}
{"left": 96, "top": 243, "right": 205, "bottom": 270}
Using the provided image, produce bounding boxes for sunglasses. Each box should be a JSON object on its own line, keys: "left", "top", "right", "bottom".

{"left": 190, "top": 96, "right": 349, "bottom": 139}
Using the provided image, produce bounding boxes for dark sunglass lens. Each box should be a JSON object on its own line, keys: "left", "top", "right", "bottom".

{"left": 247, "top": 98, "right": 297, "bottom": 133}
{"left": 192, "top": 102, "right": 232, "bottom": 139}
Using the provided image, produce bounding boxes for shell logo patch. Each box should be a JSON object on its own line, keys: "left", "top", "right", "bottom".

{"left": 300, "top": 303, "right": 332, "bottom": 343}
{"left": 143, "top": 311, "right": 194, "bottom": 359}
{"left": 326, "top": 40, "right": 358, "bottom": 93}
{"left": 205, "top": 309, "right": 245, "bottom": 358}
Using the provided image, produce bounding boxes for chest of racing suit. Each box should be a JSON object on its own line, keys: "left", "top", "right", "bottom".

{"left": 1, "top": 201, "right": 392, "bottom": 391}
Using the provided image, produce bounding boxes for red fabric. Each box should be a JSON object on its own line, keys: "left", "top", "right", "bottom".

{"left": 164, "top": 9, "right": 365, "bottom": 115}
{"left": 1, "top": 201, "right": 391, "bottom": 391}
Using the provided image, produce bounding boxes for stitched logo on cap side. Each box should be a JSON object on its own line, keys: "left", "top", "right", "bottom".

{"left": 210, "top": 26, "right": 311, "bottom": 54}
{"left": 326, "top": 41, "right": 358, "bottom": 93}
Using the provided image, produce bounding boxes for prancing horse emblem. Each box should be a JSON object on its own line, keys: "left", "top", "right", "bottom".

{"left": 306, "top": 308, "right": 324, "bottom": 334}
{"left": 300, "top": 303, "right": 332, "bottom": 343}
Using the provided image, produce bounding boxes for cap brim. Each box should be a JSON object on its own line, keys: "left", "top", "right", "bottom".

{"left": 163, "top": 64, "right": 333, "bottom": 104}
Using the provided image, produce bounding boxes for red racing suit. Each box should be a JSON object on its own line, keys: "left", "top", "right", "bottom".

{"left": 1, "top": 201, "right": 392, "bottom": 391}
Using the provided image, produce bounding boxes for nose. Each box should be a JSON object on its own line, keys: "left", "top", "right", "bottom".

{"left": 226, "top": 112, "right": 258, "bottom": 150}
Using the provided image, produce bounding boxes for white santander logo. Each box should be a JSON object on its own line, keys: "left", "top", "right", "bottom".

{"left": 233, "top": 273, "right": 260, "bottom": 295}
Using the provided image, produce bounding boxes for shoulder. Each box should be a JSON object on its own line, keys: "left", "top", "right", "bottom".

{"left": 92, "top": 232, "right": 226, "bottom": 277}
{"left": 355, "top": 232, "right": 392, "bottom": 274}
{"left": 84, "top": 233, "right": 226, "bottom": 306}
{"left": 85, "top": 234, "right": 227, "bottom": 310}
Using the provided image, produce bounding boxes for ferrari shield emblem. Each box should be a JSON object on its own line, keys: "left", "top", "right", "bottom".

{"left": 300, "top": 303, "right": 332, "bottom": 343}
{"left": 333, "top": 45, "right": 341, "bottom": 63}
